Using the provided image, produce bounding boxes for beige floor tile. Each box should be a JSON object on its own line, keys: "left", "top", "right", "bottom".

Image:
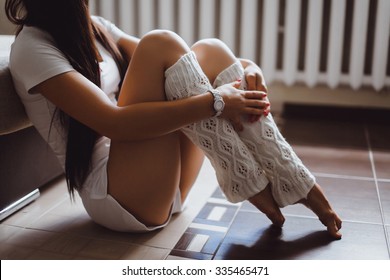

{"left": 66, "top": 215, "right": 140, "bottom": 244}
{"left": 39, "top": 233, "right": 91, "bottom": 256}
{"left": 64, "top": 215, "right": 108, "bottom": 237}
{"left": 1, "top": 207, "right": 44, "bottom": 228}
{"left": 131, "top": 227, "right": 181, "bottom": 250}
{"left": 120, "top": 244, "right": 170, "bottom": 260}
{"left": 5, "top": 228, "right": 60, "bottom": 249}
{"left": 0, "top": 243, "right": 34, "bottom": 260}
{"left": 76, "top": 238, "right": 132, "bottom": 259}
{"left": 26, "top": 250, "right": 73, "bottom": 260}
{"left": 50, "top": 194, "right": 87, "bottom": 217}
{"left": 27, "top": 213, "right": 82, "bottom": 233}
{"left": 0, "top": 224, "right": 22, "bottom": 243}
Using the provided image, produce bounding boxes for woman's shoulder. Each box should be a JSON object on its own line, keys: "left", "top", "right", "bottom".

{"left": 13, "top": 26, "right": 55, "bottom": 50}
{"left": 10, "top": 26, "right": 61, "bottom": 66}
{"left": 9, "top": 26, "right": 73, "bottom": 95}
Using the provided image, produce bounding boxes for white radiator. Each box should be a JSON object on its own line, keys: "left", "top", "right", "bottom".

{"left": 89, "top": 0, "right": 390, "bottom": 91}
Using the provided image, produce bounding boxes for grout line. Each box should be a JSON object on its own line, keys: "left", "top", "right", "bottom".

{"left": 282, "top": 214, "right": 387, "bottom": 227}
{"left": 312, "top": 172, "right": 375, "bottom": 181}
{"left": 210, "top": 198, "right": 242, "bottom": 260}
{"left": 313, "top": 172, "right": 390, "bottom": 183}
{"left": 240, "top": 208, "right": 387, "bottom": 227}
{"left": 364, "top": 123, "right": 390, "bottom": 258}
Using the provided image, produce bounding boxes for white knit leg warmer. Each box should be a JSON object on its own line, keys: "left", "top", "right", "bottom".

{"left": 165, "top": 52, "right": 269, "bottom": 203}
{"left": 213, "top": 62, "right": 316, "bottom": 207}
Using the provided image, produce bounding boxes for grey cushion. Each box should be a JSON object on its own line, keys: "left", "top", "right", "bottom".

{"left": 0, "top": 36, "right": 32, "bottom": 135}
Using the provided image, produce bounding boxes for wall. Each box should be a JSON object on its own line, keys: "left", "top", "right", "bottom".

{"left": 0, "top": 0, "right": 15, "bottom": 35}
{"left": 89, "top": 0, "right": 389, "bottom": 109}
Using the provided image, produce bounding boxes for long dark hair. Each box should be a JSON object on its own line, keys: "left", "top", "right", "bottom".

{"left": 5, "top": 0, "right": 128, "bottom": 198}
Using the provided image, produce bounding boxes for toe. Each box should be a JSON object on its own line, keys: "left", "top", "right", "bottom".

{"left": 323, "top": 213, "right": 342, "bottom": 239}
{"left": 328, "top": 223, "right": 342, "bottom": 239}
{"left": 266, "top": 210, "right": 285, "bottom": 227}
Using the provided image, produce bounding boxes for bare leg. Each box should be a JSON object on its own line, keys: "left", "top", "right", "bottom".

{"left": 298, "top": 184, "right": 342, "bottom": 239}
{"left": 248, "top": 184, "right": 286, "bottom": 227}
{"left": 193, "top": 39, "right": 342, "bottom": 237}
{"left": 177, "top": 132, "right": 205, "bottom": 203}
{"left": 108, "top": 30, "right": 202, "bottom": 226}
{"left": 193, "top": 39, "right": 285, "bottom": 226}
{"left": 164, "top": 39, "right": 285, "bottom": 226}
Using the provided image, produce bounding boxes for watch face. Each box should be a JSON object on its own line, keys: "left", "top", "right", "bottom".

{"left": 215, "top": 100, "right": 224, "bottom": 111}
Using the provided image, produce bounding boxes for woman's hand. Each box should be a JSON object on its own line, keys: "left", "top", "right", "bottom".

{"left": 242, "top": 60, "right": 270, "bottom": 122}
{"left": 217, "top": 82, "right": 269, "bottom": 131}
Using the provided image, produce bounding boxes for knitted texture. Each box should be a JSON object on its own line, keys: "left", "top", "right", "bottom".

{"left": 165, "top": 52, "right": 269, "bottom": 203}
{"left": 213, "top": 62, "right": 316, "bottom": 206}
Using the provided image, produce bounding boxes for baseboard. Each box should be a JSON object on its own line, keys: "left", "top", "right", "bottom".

{"left": 267, "top": 83, "right": 390, "bottom": 114}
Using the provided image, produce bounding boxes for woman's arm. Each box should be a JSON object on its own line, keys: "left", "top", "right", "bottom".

{"left": 32, "top": 71, "right": 266, "bottom": 141}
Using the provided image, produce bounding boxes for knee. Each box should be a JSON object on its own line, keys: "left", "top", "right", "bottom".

{"left": 141, "top": 30, "right": 190, "bottom": 54}
{"left": 192, "top": 38, "right": 223, "bottom": 48}
{"left": 143, "top": 29, "right": 179, "bottom": 42}
{"left": 191, "top": 38, "right": 236, "bottom": 67}
{"left": 191, "top": 38, "right": 237, "bottom": 83}
{"left": 192, "top": 38, "right": 233, "bottom": 56}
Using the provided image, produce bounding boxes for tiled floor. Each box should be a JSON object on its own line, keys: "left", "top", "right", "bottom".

{"left": 1, "top": 105, "right": 389, "bottom": 260}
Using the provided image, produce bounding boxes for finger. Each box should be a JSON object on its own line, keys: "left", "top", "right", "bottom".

{"left": 245, "top": 99, "right": 270, "bottom": 109}
{"left": 247, "top": 92, "right": 270, "bottom": 123}
{"left": 244, "top": 104, "right": 271, "bottom": 116}
{"left": 245, "top": 73, "right": 257, "bottom": 90}
{"left": 243, "top": 107, "right": 266, "bottom": 116}
{"left": 256, "top": 69, "right": 268, "bottom": 92}
{"left": 264, "top": 97, "right": 271, "bottom": 112}
{"left": 231, "top": 80, "right": 242, "bottom": 89}
{"left": 244, "top": 91, "right": 267, "bottom": 100}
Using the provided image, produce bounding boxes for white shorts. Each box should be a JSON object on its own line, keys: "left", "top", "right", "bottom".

{"left": 78, "top": 137, "right": 183, "bottom": 233}
{"left": 80, "top": 188, "right": 183, "bottom": 233}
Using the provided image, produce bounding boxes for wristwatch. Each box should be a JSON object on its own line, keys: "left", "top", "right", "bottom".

{"left": 209, "top": 89, "right": 225, "bottom": 117}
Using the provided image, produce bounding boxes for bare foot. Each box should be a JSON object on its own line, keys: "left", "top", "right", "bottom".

{"left": 249, "top": 184, "right": 285, "bottom": 227}
{"left": 299, "top": 184, "right": 342, "bottom": 239}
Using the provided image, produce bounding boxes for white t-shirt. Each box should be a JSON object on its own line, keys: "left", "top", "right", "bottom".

{"left": 9, "top": 16, "right": 126, "bottom": 198}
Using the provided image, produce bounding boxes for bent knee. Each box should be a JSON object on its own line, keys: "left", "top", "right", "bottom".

{"left": 141, "top": 30, "right": 189, "bottom": 53}
{"left": 192, "top": 38, "right": 236, "bottom": 64}
{"left": 192, "top": 38, "right": 234, "bottom": 56}
{"left": 138, "top": 30, "right": 190, "bottom": 67}
{"left": 191, "top": 38, "right": 237, "bottom": 84}
{"left": 192, "top": 38, "right": 224, "bottom": 49}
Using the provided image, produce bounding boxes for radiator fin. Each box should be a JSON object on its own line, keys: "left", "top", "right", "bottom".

{"left": 89, "top": 0, "right": 389, "bottom": 91}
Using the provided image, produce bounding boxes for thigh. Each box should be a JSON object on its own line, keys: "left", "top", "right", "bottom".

{"left": 107, "top": 30, "right": 190, "bottom": 226}
{"left": 178, "top": 132, "right": 204, "bottom": 202}
{"left": 118, "top": 30, "right": 189, "bottom": 105}
{"left": 108, "top": 134, "right": 182, "bottom": 226}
